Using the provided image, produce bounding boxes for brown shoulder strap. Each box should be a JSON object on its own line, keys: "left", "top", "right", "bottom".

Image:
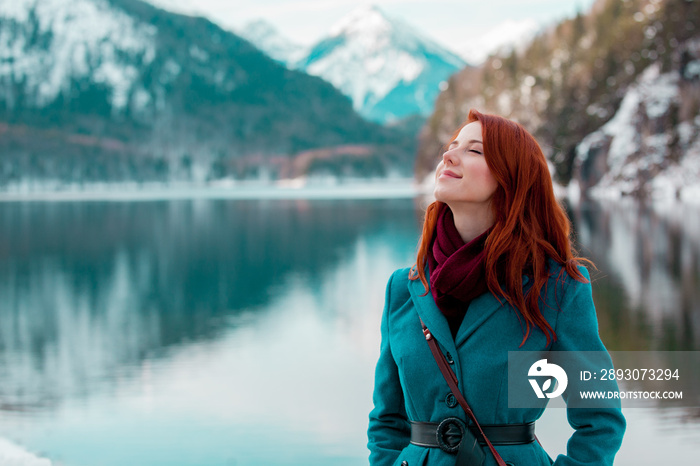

{"left": 420, "top": 318, "right": 507, "bottom": 466}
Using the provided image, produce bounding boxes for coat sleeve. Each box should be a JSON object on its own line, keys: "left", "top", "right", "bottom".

{"left": 367, "top": 270, "right": 411, "bottom": 466}
{"left": 550, "top": 265, "right": 626, "bottom": 466}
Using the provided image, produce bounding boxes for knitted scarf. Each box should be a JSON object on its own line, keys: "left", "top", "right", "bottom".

{"left": 428, "top": 204, "right": 491, "bottom": 335}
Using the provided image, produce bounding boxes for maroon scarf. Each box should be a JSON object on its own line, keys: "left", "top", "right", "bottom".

{"left": 428, "top": 205, "right": 491, "bottom": 331}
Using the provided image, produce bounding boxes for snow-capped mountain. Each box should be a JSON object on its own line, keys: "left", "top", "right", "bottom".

{"left": 293, "top": 5, "right": 466, "bottom": 124}
{"left": 0, "top": 0, "right": 157, "bottom": 113}
{"left": 0, "top": 0, "right": 416, "bottom": 188}
{"left": 237, "top": 19, "right": 306, "bottom": 65}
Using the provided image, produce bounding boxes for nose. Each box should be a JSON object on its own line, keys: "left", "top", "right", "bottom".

{"left": 442, "top": 148, "right": 458, "bottom": 166}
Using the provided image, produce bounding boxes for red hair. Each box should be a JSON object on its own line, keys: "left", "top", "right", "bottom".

{"left": 410, "top": 109, "right": 590, "bottom": 345}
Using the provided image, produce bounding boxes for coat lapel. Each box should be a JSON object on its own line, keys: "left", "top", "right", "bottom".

{"left": 407, "top": 276, "right": 457, "bottom": 355}
{"left": 454, "top": 275, "right": 531, "bottom": 348}
{"left": 453, "top": 292, "right": 505, "bottom": 347}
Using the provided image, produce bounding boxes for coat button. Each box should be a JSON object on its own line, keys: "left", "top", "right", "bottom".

{"left": 446, "top": 352, "right": 454, "bottom": 364}
{"left": 401, "top": 461, "right": 408, "bottom": 466}
{"left": 445, "top": 392, "right": 458, "bottom": 408}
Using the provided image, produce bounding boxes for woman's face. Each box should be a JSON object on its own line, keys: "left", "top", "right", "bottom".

{"left": 433, "top": 121, "right": 499, "bottom": 208}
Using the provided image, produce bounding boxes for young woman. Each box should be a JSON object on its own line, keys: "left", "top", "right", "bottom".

{"left": 367, "top": 110, "right": 625, "bottom": 466}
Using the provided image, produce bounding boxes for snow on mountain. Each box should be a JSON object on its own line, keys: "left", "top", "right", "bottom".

{"left": 237, "top": 19, "right": 307, "bottom": 65}
{"left": 459, "top": 18, "right": 540, "bottom": 65}
{"left": 0, "top": 0, "right": 417, "bottom": 187}
{"left": 0, "top": 0, "right": 157, "bottom": 112}
{"left": 293, "top": 5, "right": 466, "bottom": 124}
{"left": 574, "top": 50, "right": 700, "bottom": 202}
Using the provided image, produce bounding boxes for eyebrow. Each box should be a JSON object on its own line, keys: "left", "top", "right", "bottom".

{"left": 449, "top": 139, "right": 483, "bottom": 146}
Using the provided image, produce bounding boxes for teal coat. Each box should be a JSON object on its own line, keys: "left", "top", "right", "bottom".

{"left": 367, "top": 264, "right": 625, "bottom": 466}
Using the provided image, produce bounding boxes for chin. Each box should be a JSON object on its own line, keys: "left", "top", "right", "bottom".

{"left": 433, "top": 187, "right": 450, "bottom": 203}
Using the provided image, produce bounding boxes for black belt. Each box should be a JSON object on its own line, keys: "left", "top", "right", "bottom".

{"left": 411, "top": 419, "right": 535, "bottom": 452}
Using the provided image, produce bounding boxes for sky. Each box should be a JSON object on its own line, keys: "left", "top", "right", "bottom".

{"left": 146, "top": 0, "right": 598, "bottom": 62}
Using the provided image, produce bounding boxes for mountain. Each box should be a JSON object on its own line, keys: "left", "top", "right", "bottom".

{"left": 237, "top": 19, "right": 307, "bottom": 65}
{"left": 573, "top": 54, "right": 700, "bottom": 200}
{"left": 292, "top": 5, "right": 466, "bottom": 125}
{"left": 0, "top": 0, "right": 415, "bottom": 189}
{"left": 415, "top": 0, "right": 700, "bottom": 200}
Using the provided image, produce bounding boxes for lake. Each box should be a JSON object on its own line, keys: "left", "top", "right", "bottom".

{"left": 0, "top": 194, "right": 698, "bottom": 465}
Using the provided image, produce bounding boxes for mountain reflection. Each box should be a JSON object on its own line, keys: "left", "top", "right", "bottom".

{"left": 1, "top": 197, "right": 698, "bottom": 412}
{"left": 0, "top": 199, "right": 420, "bottom": 407}
{"left": 570, "top": 200, "right": 700, "bottom": 351}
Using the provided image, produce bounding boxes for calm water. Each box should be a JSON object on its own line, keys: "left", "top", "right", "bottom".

{"left": 0, "top": 196, "right": 698, "bottom": 465}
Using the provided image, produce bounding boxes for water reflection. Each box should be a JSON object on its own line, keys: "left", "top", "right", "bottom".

{"left": 0, "top": 197, "right": 698, "bottom": 465}
{"left": 0, "top": 199, "right": 420, "bottom": 410}
{"left": 570, "top": 200, "right": 700, "bottom": 352}
{"left": 4, "top": 237, "right": 415, "bottom": 465}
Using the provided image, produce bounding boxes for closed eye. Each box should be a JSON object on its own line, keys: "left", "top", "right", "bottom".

{"left": 469, "top": 149, "right": 482, "bottom": 155}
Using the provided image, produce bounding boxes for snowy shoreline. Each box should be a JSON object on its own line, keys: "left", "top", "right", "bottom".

{"left": 3, "top": 176, "right": 700, "bottom": 204}
{"left": 0, "top": 179, "right": 421, "bottom": 202}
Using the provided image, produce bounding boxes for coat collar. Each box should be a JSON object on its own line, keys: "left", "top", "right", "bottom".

{"left": 407, "top": 271, "right": 530, "bottom": 349}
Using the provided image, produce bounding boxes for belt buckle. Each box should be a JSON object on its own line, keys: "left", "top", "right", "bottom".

{"left": 436, "top": 417, "right": 466, "bottom": 453}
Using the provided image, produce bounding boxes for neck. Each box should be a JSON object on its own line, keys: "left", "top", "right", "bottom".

{"left": 447, "top": 202, "right": 494, "bottom": 244}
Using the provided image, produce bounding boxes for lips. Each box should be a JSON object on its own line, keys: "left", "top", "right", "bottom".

{"left": 440, "top": 169, "right": 461, "bottom": 179}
